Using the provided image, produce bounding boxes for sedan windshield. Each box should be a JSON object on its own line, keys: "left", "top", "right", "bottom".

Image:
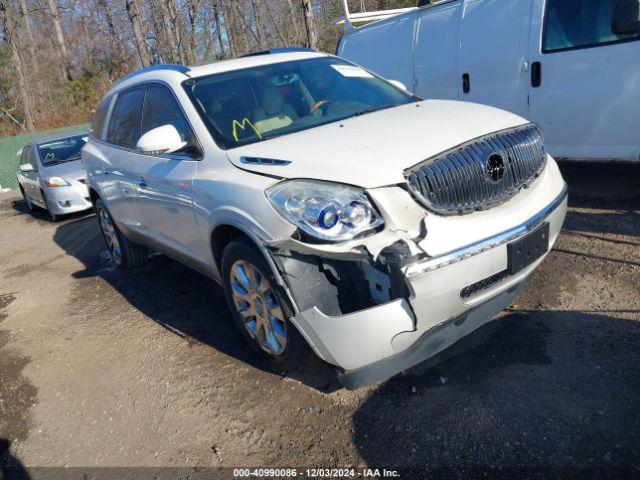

{"left": 183, "top": 57, "right": 416, "bottom": 149}
{"left": 38, "top": 134, "right": 87, "bottom": 166}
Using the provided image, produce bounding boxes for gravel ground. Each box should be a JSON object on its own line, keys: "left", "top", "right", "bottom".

{"left": 0, "top": 162, "right": 638, "bottom": 478}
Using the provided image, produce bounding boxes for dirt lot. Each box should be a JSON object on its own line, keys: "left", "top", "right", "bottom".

{"left": 0, "top": 162, "right": 639, "bottom": 478}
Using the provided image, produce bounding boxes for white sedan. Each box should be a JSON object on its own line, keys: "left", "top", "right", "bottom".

{"left": 16, "top": 132, "right": 92, "bottom": 221}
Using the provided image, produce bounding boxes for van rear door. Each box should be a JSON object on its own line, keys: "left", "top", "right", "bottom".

{"left": 527, "top": 0, "right": 640, "bottom": 161}
{"left": 337, "top": 14, "right": 416, "bottom": 91}
{"left": 458, "top": 0, "right": 534, "bottom": 118}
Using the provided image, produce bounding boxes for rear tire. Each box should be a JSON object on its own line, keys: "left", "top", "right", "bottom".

{"left": 221, "top": 237, "right": 311, "bottom": 373}
{"left": 95, "top": 198, "right": 149, "bottom": 270}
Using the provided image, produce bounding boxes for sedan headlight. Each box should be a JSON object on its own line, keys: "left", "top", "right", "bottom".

{"left": 45, "top": 176, "right": 70, "bottom": 188}
{"left": 266, "top": 179, "right": 384, "bottom": 242}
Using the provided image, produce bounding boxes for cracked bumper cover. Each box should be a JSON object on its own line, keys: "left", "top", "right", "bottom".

{"left": 289, "top": 186, "right": 568, "bottom": 389}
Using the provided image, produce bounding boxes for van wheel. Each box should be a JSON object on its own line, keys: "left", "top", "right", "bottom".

{"left": 19, "top": 186, "right": 33, "bottom": 212}
{"left": 221, "top": 237, "right": 310, "bottom": 373}
{"left": 95, "top": 199, "right": 148, "bottom": 270}
{"left": 41, "top": 191, "right": 58, "bottom": 222}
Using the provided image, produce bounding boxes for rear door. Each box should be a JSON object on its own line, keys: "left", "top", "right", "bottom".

{"left": 102, "top": 87, "right": 146, "bottom": 235}
{"left": 528, "top": 0, "right": 640, "bottom": 160}
{"left": 413, "top": 1, "right": 462, "bottom": 99}
{"left": 458, "top": 0, "right": 534, "bottom": 118}
{"left": 136, "top": 83, "right": 202, "bottom": 263}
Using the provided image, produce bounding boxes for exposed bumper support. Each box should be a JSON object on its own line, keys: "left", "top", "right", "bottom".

{"left": 287, "top": 186, "right": 567, "bottom": 388}
{"left": 338, "top": 281, "right": 524, "bottom": 390}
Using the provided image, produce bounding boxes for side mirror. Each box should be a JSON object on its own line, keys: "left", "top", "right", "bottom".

{"left": 388, "top": 79, "right": 409, "bottom": 92}
{"left": 612, "top": 0, "right": 640, "bottom": 34}
{"left": 136, "top": 124, "right": 187, "bottom": 156}
{"left": 20, "top": 163, "right": 34, "bottom": 173}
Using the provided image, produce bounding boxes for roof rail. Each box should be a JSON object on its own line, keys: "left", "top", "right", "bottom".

{"left": 336, "top": 0, "right": 418, "bottom": 30}
{"left": 241, "top": 47, "right": 316, "bottom": 58}
{"left": 115, "top": 64, "right": 191, "bottom": 85}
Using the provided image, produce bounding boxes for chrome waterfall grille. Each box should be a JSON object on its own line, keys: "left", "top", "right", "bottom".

{"left": 405, "top": 124, "right": 546, "bottom": 215}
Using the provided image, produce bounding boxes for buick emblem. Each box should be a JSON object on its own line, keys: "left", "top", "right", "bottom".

{"left": 486, "top": 153, "right": 505, "bottom": 182}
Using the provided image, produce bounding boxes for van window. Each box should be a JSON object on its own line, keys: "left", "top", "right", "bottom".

{"left": 106, "top": 88, "right": 145, "bottom": 148}
{"left": 543, "top": 0, "right": 640, "bottom": 53}
{"left": 141, "top": 85, "right": 195, "bottom": 146}
{"left": 91, "top": 95, "right": 112, "bottom": 140}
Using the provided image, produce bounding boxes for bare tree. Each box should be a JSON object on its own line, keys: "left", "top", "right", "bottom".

{"left": 126, "top": 0, "right": 151, "bottom": 67}
{"left": 0, "top": 0, "right": 35, "bottom": 131}
{"left": 46, "top": 0, "right": 72, "bottom": 80}
{"left": 301, "top": 0, "right": 319, "bottom": 49}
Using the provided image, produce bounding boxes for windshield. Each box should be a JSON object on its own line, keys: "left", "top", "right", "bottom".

{"left": 183, "top": 57, "right": 416, "bottom": 149}
{"left": 38, "top": 134, "right": 87, "bottom": 166}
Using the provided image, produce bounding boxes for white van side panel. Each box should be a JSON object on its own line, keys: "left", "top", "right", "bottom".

{"left": 338, "top": 14, "right": 416, "bottom": 90}
{"left": 413, "top": 2, "right": 462, "bottom": 99}
{"left": 458, "top": 0, "right": 533, "bottom": 118}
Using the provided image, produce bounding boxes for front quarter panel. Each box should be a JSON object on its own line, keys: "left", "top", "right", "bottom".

{"left": 190, "top": 156, "right": 297, "bottom": 280}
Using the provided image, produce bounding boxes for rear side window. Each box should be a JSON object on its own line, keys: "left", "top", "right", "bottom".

{"left": 91, "top": 95, "right": 112, "bottom": 140}
{"left": 106, "top": 88, "right": 145, "bottom": 148}
{"left": 543, "top": 0, "right": 640, "bottom": 53}
{"left": 141, "top": 85, "right": 195, "bottom": 145}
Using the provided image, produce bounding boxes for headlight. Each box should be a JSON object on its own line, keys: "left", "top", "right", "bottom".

{"left": 45, "top": 176, "right": 70, "bottom": 188}
{"left": 266, "top": 180, "right": 384, "bottom": 242}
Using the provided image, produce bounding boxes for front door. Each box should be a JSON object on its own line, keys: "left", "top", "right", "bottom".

{"left": 21, "top": 146, "right": 44, "bottom": 204}
{"left": 136, "top": 84, "right": 202, "bottom": 263}
{"left": 458, "top": 0, "right": 534, "bottom": 118}
{"left": 528, "top": 0, "right": 640, "bottom": 161}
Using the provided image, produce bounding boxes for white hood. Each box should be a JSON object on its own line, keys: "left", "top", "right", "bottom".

{"left": 226, "top": 100, "right": 529, "bottom": 189}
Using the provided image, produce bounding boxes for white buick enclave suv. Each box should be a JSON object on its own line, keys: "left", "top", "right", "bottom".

{"left": 82, "top": 48, "right": 567, "bottom": 389}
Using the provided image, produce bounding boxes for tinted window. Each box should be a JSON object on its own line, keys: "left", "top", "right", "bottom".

{"left": 544, "top": 0, "right": 640, "bottom": 52}
{"left": 142, "top": 85, "right": 195, "bottom": 146}
{"left": 107, "top": 88, "right": 145, "bottom": 148}
{"left": 183, "top": 57, "right": 415, "bottom": 149}
{"left": 19, "top": 147, "right": 28, "bottom": 165}
{"left": 38, "top": 135, "right": 87, "bottom": 166}
{"left": 91, "top": 95, "right": 112, "bottom": 139}
{"left": 25, "top": 147, "right": 38, "bottom": 171}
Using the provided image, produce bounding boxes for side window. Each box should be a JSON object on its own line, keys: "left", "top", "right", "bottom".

{"left": 25, "top": 147, "right": 38, "bottom": 171}
{"left": 544, "top": 0, "right": 640, "bottom": 53}
{"left": 106, "top": 88, "right": 145, "bottom": 148}
{"left": 141, "top": 84, "right": 195, "bottom": 146}
{"left": 91, "top": 95, "right": 112, "bottom": 140}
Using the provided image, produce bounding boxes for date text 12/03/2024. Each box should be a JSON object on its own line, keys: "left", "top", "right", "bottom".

{"left": 232, "top": 468, "right": 401, "bottom": 477}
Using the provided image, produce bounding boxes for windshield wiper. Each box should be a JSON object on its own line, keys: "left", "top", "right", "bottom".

{"left": 353, "top": 104, "right": 396, "bottom": 117}
{"left": 44, "top": 156, "right": 81, "bottom": 166}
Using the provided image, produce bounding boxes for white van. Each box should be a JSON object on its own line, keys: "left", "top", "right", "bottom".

{"left": 337, "top": 0, "right": 640, "bottom": 162}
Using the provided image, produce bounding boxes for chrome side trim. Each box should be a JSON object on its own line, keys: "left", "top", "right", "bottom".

{"left": 404, "top": 184, "right": 568, "bottom": 277}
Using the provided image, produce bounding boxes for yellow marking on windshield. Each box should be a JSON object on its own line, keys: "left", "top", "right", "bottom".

{"left": 232, "top": 118, "right": 263, "bottom": 142}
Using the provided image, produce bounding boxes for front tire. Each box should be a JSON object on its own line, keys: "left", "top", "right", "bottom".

{"left": 95, "top": 199, "right": 149, "bottom": 270}
{"left": 19, "top": 185, "right": 33, "bottom": 213}
{"left": 221, "top": 237, "right": 310, "bottom": 373}
{"left": 41, "top": 191, "right": 58, "bottom": 222}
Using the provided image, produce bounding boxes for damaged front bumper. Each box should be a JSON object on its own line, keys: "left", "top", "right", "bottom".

{"left": 268, "top": 184, "right": 568, "bottom": 390}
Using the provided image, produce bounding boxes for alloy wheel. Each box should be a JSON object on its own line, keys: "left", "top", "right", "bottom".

{"left": 229, "top": 260, "right": 287, "bottom": 356}
{"left": 98, "top": 206, "right": 122, "bottom": 264}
